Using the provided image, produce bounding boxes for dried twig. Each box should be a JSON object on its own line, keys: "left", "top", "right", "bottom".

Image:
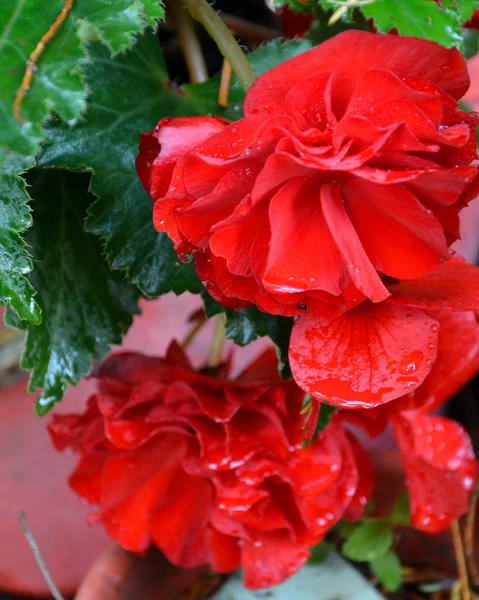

{"left": 465, "top": 478, "right": 479, "bottom": 588}
{"left": 451, "top": 519, "right": 472, "bottom": 600}
{"left": 17, "top": 511, "right": 65, "bottom": 600}
{"left": 218, "top": 59, "right": 232, "bottom": 108}
{"left": 13, "top": 0, "right": 74, "bottom": 124}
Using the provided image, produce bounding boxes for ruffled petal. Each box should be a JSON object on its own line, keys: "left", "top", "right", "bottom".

{"left": 412, "top": 310, "right": 479, "bottom": 412}
{"left": 289, "top": 303, "right": 439, "bottom": 408}
{"left": 392, "top": 412, "right": 477, "bottom": 533}
{"left": 264, "top": 179, "right": 350, "bottom": 296}
{"left": 387, "top": 255, "right": 479, "bottom": 311}
{"left": 242, "top": 531, "right": 309, "bottom": 589}
{"left": 320, "top": 183, "right": 390, "bottom": 302}
{"left": 342, "top": 179, "right": 448, "bottom": 279}
{"left": 244, "top": 31, "right": 469, "bottom": 119}
{"left": 136, "top": 116, "right": 227, "bottom": 200}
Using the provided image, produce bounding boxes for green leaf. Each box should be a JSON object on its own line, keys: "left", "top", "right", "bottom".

{"left": 9, "top": 170, "right": 140, "bottom": 414}
{"left": 0, "top": 0, "right": 162, "bottom": 320}
{"left": 444, "top": 0, "right": 477, "bottom": 23}
{"left": 225, "top": 307, "right": 293, "bottom": 376}
{"left": 370, "top": 551, "right": 402, "bottom": 592}
{"left": 39, "top": 33, "right": 221, "bottom": 296}
{"left": 308, "top": 541, "right": 334, "bottom": 565}
{"left": 361, "top": 0, "right": 464, "bottom": 50}
{"left": 387, "top": 492, "right": 411, "bottom": 526}
{"left": 0, "top": 175, "right": 40, "bottom": 323}
{"left": 273, "top": 0, "right": 315, "bottom": 13}
{"left": 342, "top": 521, "right": 393, "bottom": 562}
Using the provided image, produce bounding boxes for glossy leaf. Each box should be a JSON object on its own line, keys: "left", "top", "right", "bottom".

{"left": 370, "top": 551, "right": 402, "bottom": 592}
{"left": 8, "top": 170, "right": 139, "bottom": 414}
{"left": 0, "top": 176, "right": 40, "bottom": 323}
{"left": 360, "top": 0, "right": 464, "bottom": 50}
{"left": 225, "top": 307, "right": 293, "bottom": 376}
{"left": 342, "top": 521, "right": 393, "bottom": 562}
{"left": 0, "top": 0, "right": 161, "bottom": 320}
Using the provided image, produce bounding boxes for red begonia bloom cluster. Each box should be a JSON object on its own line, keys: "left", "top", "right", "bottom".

{"left": 136, "top": 31, "right": 479, "bottom": 409}
{"left": 50, "top": 323, "right": 478, "bottom": 586}
{"left": 49, "top": 345, "right": 372, "bottom": 589}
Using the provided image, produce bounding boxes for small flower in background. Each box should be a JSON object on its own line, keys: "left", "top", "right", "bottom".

{"left": 137, "top": 30, "right": 479, "bottom": 409}
{"left": 49, "top": 344, "right": 371, "bottom": 589}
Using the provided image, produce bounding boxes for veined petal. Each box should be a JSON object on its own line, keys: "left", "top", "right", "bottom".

{"left": 289, "top": 303, "right": 439, "bottom": 408}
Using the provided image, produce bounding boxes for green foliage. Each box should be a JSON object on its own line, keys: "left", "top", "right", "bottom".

{"left": 308, "top": 541, "right": 334, "bottom": 564}
{"left": 272, "top": 0, "right": 315, "bottom": 13}
{"left": 342, "top": 521, "right": 393, "bottom": 562}
{"left": 225, "top": 307, "right": 293, "bottom": 376}
{"left": 7, "top": 170, "right": 139, "bottom": 414}
{"left": 39, "top": 33, "right": 212, "bottom": 297}
{"left": 370, "top": 551, "right": 402, "bottom": 592}
{"left": 0, "top": 0, "right": 162, "bottom": 320}
{"left": 0, "top": 176, "right": 40, "bottom": 323}
{"left": 360, "top": 0, "right": 465, "bottom": 50}
{"left": 387, "top": 492, "right": 411, "bottom": 527}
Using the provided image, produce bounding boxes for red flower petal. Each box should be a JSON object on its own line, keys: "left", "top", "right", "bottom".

{"left": 387, "top": 255, "right": 479, "bottom": 311}
{"left": 343, "top": 432, "right": 375, "bottom": 521}
{"left": 342, "top": 179, "right": 448, "bottom": 279}
{"left": 392, "top": 412, "right": 477, "bottom": 532}
{"left": 289, "top": 303, "right": 439, "bottom": 408}
{"left": 242, "top": 531, "right": 309, "bottom": 589}
{"left": 321, "top": 183, "right": 389, "bottom": 302}
{"left": 244, "top": 31, "right": 469, "bottom": 120}
{"left": 264, "top": 179, "right": 350, "bottom": 296}
{"left": 136, "top": 116, "right": 227, "bottom": 200}
{"left": 413, "top": 310, "right": 479, "bottom": 412}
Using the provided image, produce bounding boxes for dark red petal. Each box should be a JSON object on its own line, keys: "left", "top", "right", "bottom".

{"left": 342, "top": 179, "right": 448, "bottom": 279}
{"left": 387, "top": 255, "right": 479, "bottom": 311}
{"left": 244, "top": 31, "right": 469, "bottom": 120}
{"left": 413, "top": 310, "right": 479, "bottom": 412}
{"left": 241, "top": 531, "right": 309, "bottom": 589}
{"left": 136, "top": 116, "right": 227, "bottom": 200}
{"left": 392, "top": 412, "right": 477, "bottom": 533}
{"left": 321, "top": 183, "right": 390, "bottom": 302}
{"left": 289, "top": 304, "right": 439, "bottom": 408}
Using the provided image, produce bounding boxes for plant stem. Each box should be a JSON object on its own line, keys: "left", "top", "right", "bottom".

{"left": 182, "top": 0, "right": 256, "bottom": 91}
{"left": 182, "top": 314, "right": 207, "bottom": 349}
{"left": 464, "top": 478, "right": 479, "bottom": 587}
{"left": 170, "top": 1, "right": 208, "bottom": 83}
{"left": 451, "top": 519, "right": 472, "bottom": 600}
{"left": 17, "top": 511, "right": 65, "bottom": 600}
{"left": 209, "top": 313, "right": 226, "bottom": 368}
{"left": 218, "top": 58, "right": 232, "bottom": 108}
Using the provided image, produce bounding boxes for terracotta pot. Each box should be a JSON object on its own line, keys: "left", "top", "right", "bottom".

{"left": 75, "top": 546, "right": 226, "bottom": 600}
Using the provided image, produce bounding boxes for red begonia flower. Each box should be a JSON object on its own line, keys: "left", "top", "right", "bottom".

{"left": 137, "top": 31, "right": 479, "bottom": 408}
{"left": 137, "top": 30, "right": 477, "bottom": 315}
{"left": 391, "top": 412, "right": 477, "bottom": 532}
{"left": 289, "top": 256, "right": 479, "bottom": 408}
{"left": 49, "top": 344, "right": 370, "bottom": 589}
{"left": 338, "top": 307, "right": 479, "bottom": 532}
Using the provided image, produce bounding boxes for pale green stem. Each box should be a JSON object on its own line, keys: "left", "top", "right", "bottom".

{"left": 182, "top": 0, "right": 256, "bottom": 91}
{"left": 209, "top": 313, "right": 226, "bottom": 368}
